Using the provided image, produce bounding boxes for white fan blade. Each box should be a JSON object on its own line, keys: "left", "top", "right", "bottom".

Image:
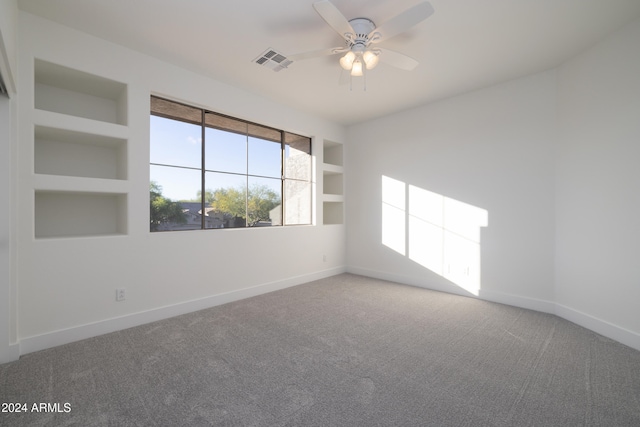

{"left": 288, "top": 47, "right": 347, "bottom": 62}
{"left": 369, "top": 1, "right": 434, "bottom": 44}
{"left": 379, "top": 48, "right": 419, "bottom": 71}
{"left": 313, "top": 0, "right": 355, "bottom": 41}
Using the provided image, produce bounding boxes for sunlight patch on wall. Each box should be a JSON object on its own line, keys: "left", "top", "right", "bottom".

{"left": 382, "top": 176, "right": 406, "bottom": 256}
{"left": 382, "top": 176, "right": 488, "bottom": 295}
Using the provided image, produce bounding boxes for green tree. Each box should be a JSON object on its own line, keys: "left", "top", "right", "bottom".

{"left": 150, "top": 181, "right": 187, "bottom": 231}
{"left": 189, "top": 189, "right": 215, "bottom": 205}
{"left": 209, "top": 184, "right": 280, "bottom": 226}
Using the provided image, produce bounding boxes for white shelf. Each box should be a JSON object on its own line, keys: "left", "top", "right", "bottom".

{"left": 33, "top": 109, "right": 128, "bottom": 139}
{"left": 35, "top": 191, "right": 127, "bottom": 239}
{"left": 322, "top": 139, "right": 344, "bottom": 225}
{"left": 322, "top": 163, "right": 343, "bottom": 175}
{"left": 34, "top": 59, "right": 128, "bottom": 125}
{"left": 322, "top": 194, "right": 343, "bottom": 203}
{"left": 34, "top": 174, "right": 129, "bottom": 193}
{"left": 35, "top": 126, "right": 127, "bottom": 180}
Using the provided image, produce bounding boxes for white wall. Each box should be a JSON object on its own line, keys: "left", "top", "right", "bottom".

{"left": 555, "top": 18, "right": 640, "bottom": 343}
{"left": 14, "top": 12, "right": 347, "bottom": 356}
{"left": 347, "top": 18, "right": 640, "bottom": 350}
{"left": 347, "top": 70, "right": 557, "bottom": 311}
{"left": 0, "top": 0, "right": 18, "bottom": 364}
{"left": 0, "top": 94, "right": 19, "bottom": 363}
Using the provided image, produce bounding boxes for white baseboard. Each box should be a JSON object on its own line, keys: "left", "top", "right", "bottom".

{"left": 349, "top": 266, "right": 556, "bottom": 313}
{"left": 478, "top": 288, "right": 556, "bottom": 314}
{"left": 18, "top": 267, "right": 347, "bottom": 357}
{"left": 555, "top": 303, "right": 640, "bottom": 352}
{"left": 347, "top": 266, "right": 478, "bottom": 298}
{"left": 348, "top": 266, "right": 640, "bottom": 352}
{"left": 0, "top": 342, "right": 20, "bottom": 364}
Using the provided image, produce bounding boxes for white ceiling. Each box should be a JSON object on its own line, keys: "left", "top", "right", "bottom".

{"left": 18, "top": 0, "right": 640, "bottom": 125}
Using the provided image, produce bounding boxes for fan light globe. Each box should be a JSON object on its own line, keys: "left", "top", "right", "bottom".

{"left": 350, "top": 58, "right": 364, "bottom": 77}
{"left": 340, "top": 51, "right": 356, "bottom": 70}
{"left": 363, "top": 50, "right": 379, "bottom": 70}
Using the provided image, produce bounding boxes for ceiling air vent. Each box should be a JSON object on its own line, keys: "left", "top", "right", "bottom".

{"left": 254, "top": 48, "right": 292, "bottom": 72}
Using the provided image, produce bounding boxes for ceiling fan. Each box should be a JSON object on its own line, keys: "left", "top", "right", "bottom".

{"left": 289, "top": 0, "right": 435, "bottom": 80}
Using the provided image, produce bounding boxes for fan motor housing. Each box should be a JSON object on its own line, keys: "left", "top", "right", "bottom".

{"left": 346, "top": 18, "right": 377, "bottom": 48}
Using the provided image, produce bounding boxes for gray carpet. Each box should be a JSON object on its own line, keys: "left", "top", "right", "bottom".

{"left": 1, "top": 274, "right": 639, "bottom": 426}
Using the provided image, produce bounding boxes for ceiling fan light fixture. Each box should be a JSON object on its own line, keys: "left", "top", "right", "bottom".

{"left": 298, "top": 0, "right": 434, "bottom": 86}
{"left": 363, "top": 50, "right": 380, "bottom": 70}
{"left": 350, "top": 58, "right": 364, "bottom": 77}
{"left": 340, "top": 51, "right": 356, "bottom": 70}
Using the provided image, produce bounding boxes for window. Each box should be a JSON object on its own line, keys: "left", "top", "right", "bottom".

{"left": 150, "top": 96, "right": 312, "bottom": 232}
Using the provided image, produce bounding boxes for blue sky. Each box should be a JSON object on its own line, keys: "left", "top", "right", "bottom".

{"left": 150, "top": 115, "right": 282, "bottom": 201}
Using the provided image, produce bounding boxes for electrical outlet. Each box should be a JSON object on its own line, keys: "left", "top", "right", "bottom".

{"left": 323, "top": 254, "right": 327, "bottom": 262}
{"left": 116, "top": 288, "right": 126, "bottom": 302}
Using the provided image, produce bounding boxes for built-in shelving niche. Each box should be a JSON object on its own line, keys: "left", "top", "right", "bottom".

{"left": 34, "top": 59, "right": 128, "bottom": 125}
{"left": 35, "top": 126, "right": 127, "bottom": 180}
{"left": 323, "top": 140, "right": 343, "bottom": 168}
{"left": 322, "top": 140, "right": 344, "bottom": 225}
{"left": 35, "top": 191, "right": 127, "bottom": 239}
{"left": 323, "top": 201, "right": 344, "bottom": 225}
{"left": 323, "top": 170, "right": 343, "bottom": 196}
{"left": 32, "top": 58, "right": 129, "bottom": 239}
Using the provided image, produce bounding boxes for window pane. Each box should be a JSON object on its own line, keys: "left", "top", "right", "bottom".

{"left": 150, "top": 165, "right": 201, "bottom": 231}
{"left": 205, "top": 172, "right": 247, "bottom": 229}
{"left": 151, "top": 96, "right": 312, "bottom": 232}
{"left": 284, "top": 180, "right": 311, "bottom": 225}
{"left": 248, "top": 137, "right": 281, "bottom": 178}
{"left": 205, "top": 127, "right": 247, "bottom": 174}
{"left": 248, "top": 176, "right": 282, "bottom": 226}
{"left": 285, "top": 136, "right": 311, "bottom": 181}
{"left": 150, "top": 116, "right": 201, "bottom": 169}
{"left": 150, "top": 165, "right": 200, "bottom": 202}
